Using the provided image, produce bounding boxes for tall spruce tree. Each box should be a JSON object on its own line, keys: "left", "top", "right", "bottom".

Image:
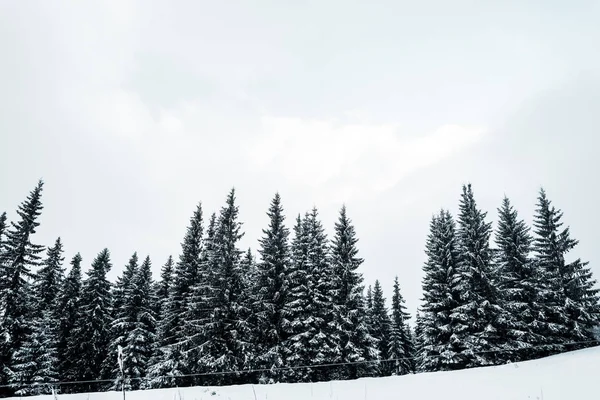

{"left": 148, "top": 203, "right": 204, "bottom": 388}
{"left": 0, "top": 211, "right": 6, "bottom": 243}
{"left": 70, "top": 249, "right": 113, "bottom": 388}
{"left": 369, "top": 280, "right": 391, "bottom": 375}
{"left": 198, "top": 189, "right": 250, "bottom": 385}
{"left": 57, "top": 254, "right": 83, "bottom": 383}
{"left": 495, "top": 197, "right": 544, "bottom": 361}
{"left": 532, "top": 189, "right": 600, "bottom": 352}
{"left": 34, "top": 237, "right": 65, "bottom": 314}
{"left": 0, "top": 181, "right": 45, "bottom": 390}
{"left": 253, "top": 193, "right": 291, "bottom": 383}
{"left": 123, "top": 256, "right": 156, "bottom": 390}
{"left": 105, "top": 253, "right": 140, "bottom": 388}
{"left": 452, "top": 184, "right": 510, "bottom": 368}
{"left": 388, "top": 276, "right": 413, "bottom": 375}
{"left": 284, "top": 209, "right": 338, "bottom": 382}
{"left": 329, "top": 206, "right": 377, "bottom": 379}
{"left": 418, "top": 210, "right": 462, "bottom": 372}
{"left": 154, "top": 255, "right": 174, "bottom": 318}
{"left": 8, "top": 308, "right": 59, "bottom": 396}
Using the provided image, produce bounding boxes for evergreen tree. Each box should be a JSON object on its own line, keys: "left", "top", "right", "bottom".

{"left": 154, "top": 255, "right": 174, "bottom": 318}
{"left": 70, "top": 249, "right": 113, "bottom": 388}
{"left": 329, "top": 206, "right": 377, "bottom": 379}
{"left": 148, "top": 203, "right": 204, "bottom": 388}
{"left": 8, "top": 308, "right": 59, "bottom": 396}
{"left": 57, "top": 254, "right": 83, "bottom": 383}
{"left": 252, "top": 193, "right": 291, "bottom": 383}
{"left": 369, "top": 280, "right": 391, "bottom": 375}
{"left": 34, "top": 237, "right": 65, "bottom": 314}
{"left": 0, "top": 211, "right": 6, "bottom": 243}
{"left": 123, "top": 256, "right": 156, "bottom": 390}
{"left": 418, "top": 210, "right": 462, "bottom": 372}
{"left": 284, "top": 209, "right": 337, "bottom": 382}
{"left": 532, "top": 189, "right": 600, "bottom": 352}
{"left": 453, "top": 184, "right": 510, "bottom": 368}
{"left": 365, "top": 285, "right": 373, "bottom": 314}
{"left": 0, "top": 181, "right": 45, "bottom": 390}
{"left": 495, "top": 197, "right": 544, "bottom": 360}
{"left": 198, "top": 189, "right": 250, "bottom": 385}
{"left": 388, "top": 276, "right": 413, "bottom": 375}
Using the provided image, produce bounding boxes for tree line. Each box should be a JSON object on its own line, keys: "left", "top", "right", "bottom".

{"left": 0, "top": 180, "right": 597, "bottom": 397}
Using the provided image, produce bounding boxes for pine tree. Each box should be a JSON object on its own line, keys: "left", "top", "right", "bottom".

{"left": 329, "top": 206, "right": 377, "bottom": 380}
{"left": 70, "top": 249, "right": 113, "bottom": 388}
{"left": 8, "top": 308, "right": 59, "bottom": 396}
{"left": 0, "top": 211, "right": 6, "bottom": 243}
{"left": 57, "top": 254, "right": 83, "bottom": 383}
{"left": 198, "top": 189, "right": 250, "bottom": 385}
{"left": 418, "top": 210, "right": 462, "bottom": 372}
{"left": 388, "top": 276, "right": 413, "bottom": 375}
{"left": 413, "top": 311, "right": 423, "bottom": 364}
{"left": 123, "top": 256, "right": 156, "bottom": 390}
{"left": 495, "top": 197, "right": 544, "bottom": 361}
{"left": 369, "top": 280, "right": 391, "bottom": 375}
{"left": 154, "top": 255, "right": 174, "bottom": 318}
{"left": 34, "top": 237, "right": 65, "bottom": 314}
{"left": 148, "top": 203, "right": 204, "bottom": 388}
{"left": 453, "top": 184, "right": 511, "bottom": 368}
{"left": 104, "top": 252, "right": 139, "bottom": 385}
{"left": 532, "top": 189, "right": 600, "bottom": 353}
{"left": 0, "top": 181, "right": 45, "bottom": 390}
{"left": 284, "top": 209, "right": 337, "bottom": 382}
{"left": 252, "top": 193, "right": 291, "bottom": 383}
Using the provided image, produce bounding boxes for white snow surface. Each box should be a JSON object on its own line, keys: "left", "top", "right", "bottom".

{"left": 11, "top": 346, "right": 600, "bottom": 400}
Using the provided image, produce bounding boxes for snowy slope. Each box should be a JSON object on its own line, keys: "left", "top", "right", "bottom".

{"left": 11, "top": 346, "right": 600, "bottom": 400}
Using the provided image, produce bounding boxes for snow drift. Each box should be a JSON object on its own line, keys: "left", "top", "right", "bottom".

{"left": 9, "top": 346, "right": 600, "bottom": 400}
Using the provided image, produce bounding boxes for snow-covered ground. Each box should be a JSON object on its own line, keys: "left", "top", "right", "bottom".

{"left": 11, "top": 346, "right": 600, "bottom": 400}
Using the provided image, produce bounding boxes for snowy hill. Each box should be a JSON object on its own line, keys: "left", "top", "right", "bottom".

{"left": 10, "top": 346, "right": 600, "bottom": 400}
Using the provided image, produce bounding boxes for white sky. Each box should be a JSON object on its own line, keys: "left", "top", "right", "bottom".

{"left": 1, "top": 0, "right": 599, "bottom": 316}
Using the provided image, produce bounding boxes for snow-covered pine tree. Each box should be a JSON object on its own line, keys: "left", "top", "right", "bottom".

{"left": 56, "top": 254, "right": 83, "bottom": 384}
{"left": 123, "top": 255, "right": 156, "bottom": 390}
{"left": 418, "top": 210, "right": 462, "bottom": 372}
{"left": 34, "top": 237, "right": 65, "bottom": 314}
{"left": 365, "top": 285, "right": 373, "bottom": 314}
{"left": 532, "top": 188, "right": 600, "bottom": 353}
{"left": 147, "top": 203, "right": 204, "bottom": 388}
{"left": 413, "top": 311, "right": 423, "bottom": 365}
{"left": 252, "top": 193, "right": 291, "bottom": 383}
{"left": 0, "top": 211, "right": 6, "bottom": 242}
{"left": 453, "top": 184, "right": 510, "bottom": 368}
{"left": 495, "top": 196, "right": 544, "bottom": 361}
{"left": 8, "top": 308, "right": 59, "bottom": 396}
{"left": 285, "top": 209, "right": 338, "bottom": 382}
{"left": 329, "top": 206, "right": 378, "bottom": 380}
{"left": 69, "top": 249, "right": 113, "bottom": 390}
{"left": 153, "top": 255, "right": 174, "bottom": 321}
{"left": 104, "top": 252, "right": 139, "bottom": 387}
{"left": 181, "top": 212, "right": 216, "bottom": 384}
{"left": 388, "top": 276, "right": 413, "bottom": 375}
{"left": 197, "top": 189, "right": 250, "bottom": 386}
{"left": 0, "top": 181, "right": 45, "bottom": 392}
{"left": 369, "top": 280, "right": 391, "bottom": 376}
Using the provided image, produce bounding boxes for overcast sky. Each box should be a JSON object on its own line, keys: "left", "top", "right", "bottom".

{"left": 1, "top": 0, "right": 599, "bottom": 316}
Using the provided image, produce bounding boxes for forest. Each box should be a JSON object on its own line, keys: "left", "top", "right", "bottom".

{"left": 0, "top": 180, "right": 598, "bottom": 397}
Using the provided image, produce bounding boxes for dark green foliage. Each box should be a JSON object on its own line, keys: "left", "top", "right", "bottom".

{"left": 70, "top": 249, "right": 113, "bottom": 384}
{"left": 253, "top": 193, "right": 291, "bottom": 383}
{"left": 388, "top": 276, "right": 413, "bottom": 375}
{"left": 57, "top": 254, "right": 83, "bottom": 382}
{"left": 532, "top": 189, "right": 600, "bottom": 353}
{"left": 369, "top": 280, "right": 390, "bottom": 375}
{"left": 34, "top": 237, "right": 65, "bottom": 314}
{"left": 0, "top": 181, "right": 45, "bottom": 389}
{"left": 495, "top": 197, "right": 545, "bottom": 360}
{"left": 418, "top": 210, "right": 462, "bottom": 371}
{"left": 153, "top": 255, "right": 174, "bottom": 320}
{"left": 329, "top": 206, "right": 377, "bottom": 379}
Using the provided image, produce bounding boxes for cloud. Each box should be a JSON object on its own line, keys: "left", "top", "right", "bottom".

{"left": 247, "top": 116, "right": 486, "bottom": 202}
